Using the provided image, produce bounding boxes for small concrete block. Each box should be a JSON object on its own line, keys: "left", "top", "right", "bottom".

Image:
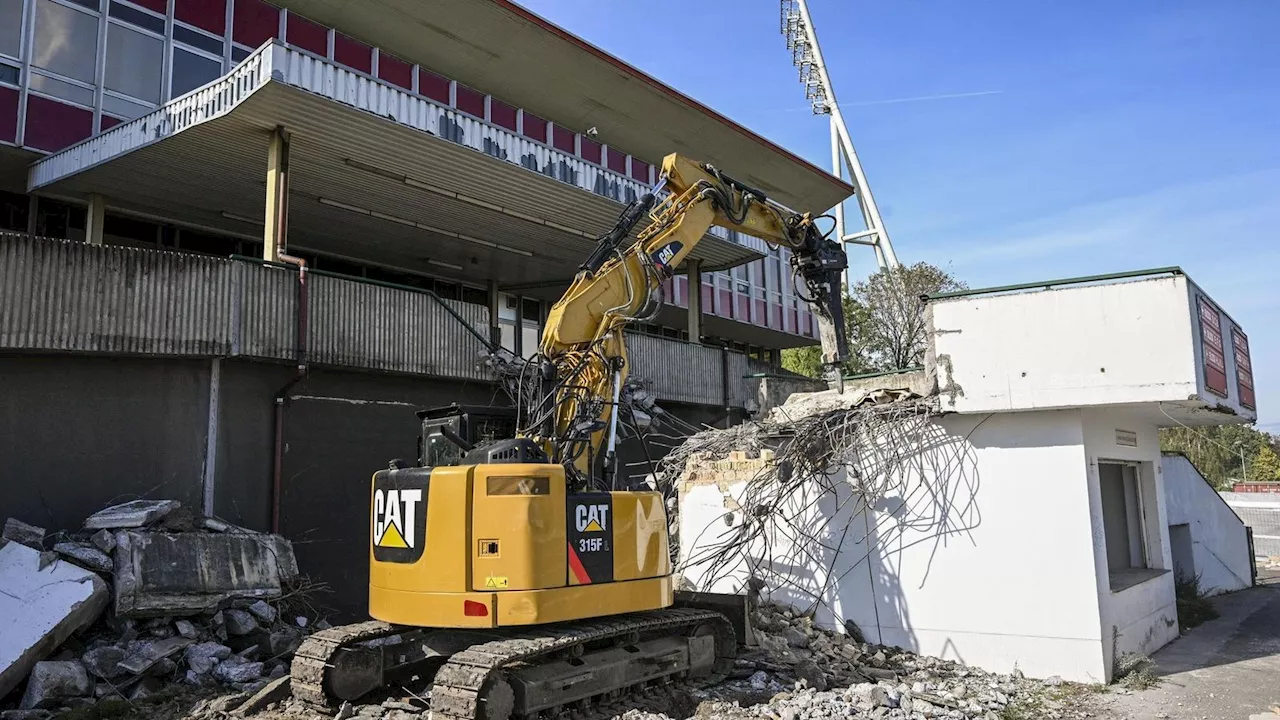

{"left": 52, "top": 543, "right": 113, "bottom": 573}
{"left": 175, "top": 620, "right": 200, "bottom": 639}
{"left": 3, "top": 519, "right": 46, "bottom": 549}
{"left": 0, "top": 543, "right": 109, "bottom": 700}
{"left": 212, "top": 658, "right": 263, "bottom": 684}
{"left": 19, "top": 661, "right": 92, "bottom": 709}
{"left": 84, "top": 500, "right": 181, "bottom": 530}
{"left": 222, "top": 609, "right": 259, "bottom": 636}
{"left": 80, "top": 646, "right": 126, "bottom": 680}
{"left": 246, "top": 600, "right": 277, "bottom": 624}
{"left": 185, "top": 642, "right": 232, "bottom": 675}
{"left": 267, "top": 629, "right": 303, "bottom": 657}
{"left": 233, "top": 675, "right": 290, "bottom": 715}
{"left": 89, "top": 530, "right": 116, "bottom": 555}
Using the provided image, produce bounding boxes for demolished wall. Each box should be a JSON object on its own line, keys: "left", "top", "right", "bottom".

{"left": 673, "top": 387, "right": 1114, "bottom": 682}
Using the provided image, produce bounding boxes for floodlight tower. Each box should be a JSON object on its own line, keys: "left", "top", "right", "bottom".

{"left": 780, "top": 0, "right": 899, "bottom": 269}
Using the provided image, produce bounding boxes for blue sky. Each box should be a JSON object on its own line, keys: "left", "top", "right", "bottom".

{"left": 518, "top": 0, "right": 1280, "bottom": 431}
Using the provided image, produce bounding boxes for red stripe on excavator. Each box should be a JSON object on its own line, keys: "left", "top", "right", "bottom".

{"left": 567, "top": 542, "right": 592, "bottom": 585}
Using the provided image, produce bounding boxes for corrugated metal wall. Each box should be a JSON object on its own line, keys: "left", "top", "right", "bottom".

{"left": 626, "top": 332, "right": 728, "bottom": 407}
{"left": 1, "top": 235, "right": 753, "bottom": 404}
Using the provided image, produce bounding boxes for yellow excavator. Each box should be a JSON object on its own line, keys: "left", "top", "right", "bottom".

{"left": 290, "top": 154, "right": 850, "bottom": 719}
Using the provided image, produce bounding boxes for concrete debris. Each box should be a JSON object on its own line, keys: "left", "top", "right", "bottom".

{"left": 3, "top": 518, "right": 46, "bottom": 548}
{"left": 247, "top": 600, "right": 278, "bottom": 624}
{"left": 19, "top": 661, "right": 92, "bottom": 710}
{"left": 175, "top": 619, "right": 200, "bottom": 639}
{"left": 89, "top": 529, "right": 117, "bottom": 554}
{"left": 185, "top": 642, "right": 233, "bottom": 675}
{"left": 222, "top": 609, "right": 260, "bottom": 636}
{"left": 117, "top": 636, "right": 194, "bottom": 675}
{"left": 114, "top": 530, "right": 299, "bottom": 618}
{"left": 80, "top": 646, "right": 127, "bottom": 680}
{"left": 0, "top": 499, "right": 315, "bottom": 716}
{"left": 51, "top": 542, "right": 113, "bottom": 573}
{"left": 0, "top": 542, "right": 109, "bottom": 700}
{"left": 83, "top": 500, "right": 181, "bottom": 530}
{"left": 212, "top": 658, "right": 264, "bottom": 684}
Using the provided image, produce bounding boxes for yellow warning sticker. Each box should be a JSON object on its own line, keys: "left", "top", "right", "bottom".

{"left": 484, "top": 576, "right": 509, "bottom": 589}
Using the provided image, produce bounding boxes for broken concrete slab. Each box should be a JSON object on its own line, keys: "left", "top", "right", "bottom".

{"left": 3, "top": 519, "right": 46, "bottom": 549}
{"left": 51, "top": 543, "right": 113, "bottom": 573}
{"left": 0, "top": 542, "right": 109, "bottom": 700}
{"left": 19, "top": 661, "right": 92, "bottom": 710}
{"left": 233, "top": 675, "right": 290, "bottom": 716}
{"left": 83, "top": 500, "right": 181, "bottom": 530}
{"left": 112, "top": 531, "right": 298, "bottom": 618}
{"left": 117, "top": 636, "right": 193, "bottom": 675}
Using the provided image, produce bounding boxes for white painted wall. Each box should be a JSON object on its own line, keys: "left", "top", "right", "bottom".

{"left": 928, "top": 275, "right": 1256, "bottom": 423}
{"left": 1080, "top": 409, "right": 1178, "bottom": 675}
{"left": 679, "top": 409, "right": 1111, "bottom": 682}
{"left": 1163, "top": 454, "right": 1253, "bottom": 594}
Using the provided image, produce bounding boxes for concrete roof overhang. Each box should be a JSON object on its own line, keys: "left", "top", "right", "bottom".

{"left": 271, "top": 0, "right": 855, "bottom": 215}
{"left": 27, "top": 42, "right": 765, "bottom": 286}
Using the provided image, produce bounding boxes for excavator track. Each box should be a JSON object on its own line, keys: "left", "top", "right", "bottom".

{"left": 291, "top": 609, "right": 735, "bottom": 719}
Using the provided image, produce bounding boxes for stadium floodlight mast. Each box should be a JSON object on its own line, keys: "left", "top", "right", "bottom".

{"left": 780, "top": 0, "right": 899, "bottom": 270}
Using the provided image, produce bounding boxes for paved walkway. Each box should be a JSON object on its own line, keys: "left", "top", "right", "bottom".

{"left": 1101, "top": 576, "right": 1280, "bottom": 720}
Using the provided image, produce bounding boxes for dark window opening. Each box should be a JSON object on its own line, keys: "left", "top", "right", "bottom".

{"left": 178, "top": 228, "right": 239, "bottom": 256}
{"left": 0, "top": 190, "right": 29, "bottom": 232}
{"left": 462, "top": 286, "right": 487, "bottom": 306}
{"left": 35, "top": 197, "right": 85, "bottom": 239}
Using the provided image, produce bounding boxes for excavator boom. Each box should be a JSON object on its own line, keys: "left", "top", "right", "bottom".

{"left": 532, "top": 153, "right": 849, "bottom": 480}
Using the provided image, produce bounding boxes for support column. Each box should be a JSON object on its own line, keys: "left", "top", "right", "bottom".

{"left": 263, "top": 126, "right": 291, "bottom": 260}
{"left": 202, "top": 358, "right": 222, "bottom": 516}
{"left": 686, "top": 259, "right": 703, "bottom": 343}
{"left": 487, "top": 280, "right": 501, "bottom": 348}
{"left": 85, "top": 193, "right": 106, "bottom": 246}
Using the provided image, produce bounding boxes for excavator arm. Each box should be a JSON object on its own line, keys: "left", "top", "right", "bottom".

{"left": 519, "top": 153, "right": 849, "bottom": 484}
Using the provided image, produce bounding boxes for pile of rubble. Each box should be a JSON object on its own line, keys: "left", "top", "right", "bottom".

{"left": 615, "top": 603, "right": 1090, "bottom": 720}
{"left": 0, "top": 500, "right": 316, "bottom": 718}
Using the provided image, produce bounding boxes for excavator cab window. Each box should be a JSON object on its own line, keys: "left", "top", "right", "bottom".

{"left": 415, "top": 404, "right": 519, "bottom": 467}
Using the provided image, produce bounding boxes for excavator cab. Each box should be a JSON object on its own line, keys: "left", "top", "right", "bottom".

{"left": 416, "top": 404, "right": 519, "bottom": 468}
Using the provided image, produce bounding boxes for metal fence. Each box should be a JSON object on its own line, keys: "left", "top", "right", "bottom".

{"left": 0, "top": 235, "right": 752, "bottom": 405}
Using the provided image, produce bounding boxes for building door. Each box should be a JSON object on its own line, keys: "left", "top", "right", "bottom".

{"left": 1169, "top": 523, "right": 1195, "bottom": 581}
{"left": 1099, "top": 462, "right": 1147, "bottom": 573}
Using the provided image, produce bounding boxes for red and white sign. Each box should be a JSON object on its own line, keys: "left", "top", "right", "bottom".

{"left": 1198, "top": 296, "right": 1228, "bottom": 398}
{"left": 1233, "top": 327, "right": 1255, "bottom": 410}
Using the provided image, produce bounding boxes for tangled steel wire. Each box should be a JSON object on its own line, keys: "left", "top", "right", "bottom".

{"left": 662, "top": 394, "right": 983, "bottom": 623}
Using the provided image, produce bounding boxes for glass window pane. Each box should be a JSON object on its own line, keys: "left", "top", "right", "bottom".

{"left": 174, "top": 24, "right": 223, "bottom": 55}
{"left": 0, "top": 0, "right": 23, "bottom": 59}
{"left": 33, "top": 0, "right": 99, "bottom": 83}
{"left": 108, "top": 1, "right": 163, "bottom": 33}
{"left": 0, "top": 61, "right": 18, "bottom": 86}
{"left": 102, "top": 91, "right": 151, "bottom": 119}
{"left": 521, "top": 324, "right": 539, "bottom": 359}
{"left": 231, "top": 45, "right": 250, "bottom": 63}
{"left": 30, "top": 71, "right": 94, "bottom": 105}
{"left": 171, "top": 47, "right": 221, "bottom": 96}
{"left": 105, "top": 22, "right": 163, "bottom": 102}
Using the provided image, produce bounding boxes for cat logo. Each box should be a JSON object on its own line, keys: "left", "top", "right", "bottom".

{"left": 575, "top": 503, "right": 609, "bottom": 533}
{"left": 373, "top": 489, "right": 422, "bottom": 549}
{"left": 650, "top": 241, "right": 683, "bottom": 270}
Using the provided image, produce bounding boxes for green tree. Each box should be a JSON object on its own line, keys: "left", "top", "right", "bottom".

{"left": 782, "top": 262, "right": 965, "bottom": 378}
{"left": 1250, "top": 444, "right": 1280, "bottom": 482}
{"left": 1159, "top": 424, "right": 1273, "bottom": 489}
{"left": 851, "top": 261, "right": 966, "bottom": 371}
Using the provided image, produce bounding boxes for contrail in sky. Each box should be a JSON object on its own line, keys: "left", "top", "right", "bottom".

{"left": 845, "top": 90, "right": 1005, "bottom": 107}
